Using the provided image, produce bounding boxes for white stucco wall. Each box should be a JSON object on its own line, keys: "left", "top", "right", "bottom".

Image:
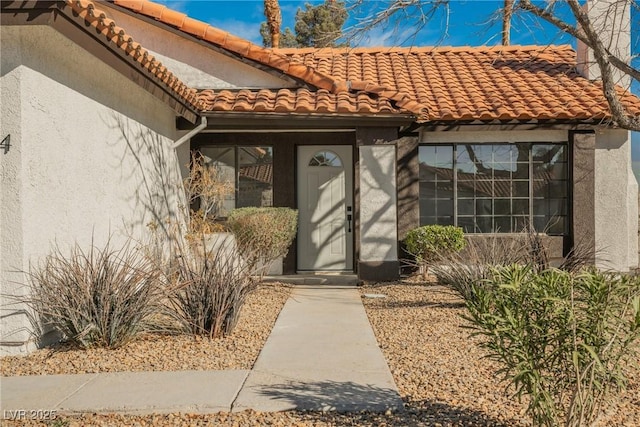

{"left": 0, "top": 29, "right": 28, "bottom": 353}
{"left": 594, "top": 129, "right": 639, "bottom": 271}
{"left": 106, "top": 6, "right": 295, "bottom": 90}
{"left": 359, "top": 145, "right": 398, "bottom": 262}
{"left": 1, "top": 26, "right": 184, "bottom": 355}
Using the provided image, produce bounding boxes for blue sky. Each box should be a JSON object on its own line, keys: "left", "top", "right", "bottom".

{"left": 157, "top": 0, "right": 639, "bottom": 177}
{"left": 158, "top": 0, "right": 578, "bottom": 46}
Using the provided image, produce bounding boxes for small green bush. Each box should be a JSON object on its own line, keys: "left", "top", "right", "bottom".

{"left": 227, "top": 207, "right": 298, "bottom": 276}
{"left": 404, "top": 225, "right": 465, "bottom": 273}
{"left": 464, "top": 265, "right": 640, "bottom": 427}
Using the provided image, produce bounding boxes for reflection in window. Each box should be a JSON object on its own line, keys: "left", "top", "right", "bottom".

{"left": 419, "top": 143, "right": 568, "bottom": 235}
{"left": 199, "top": 146, "right": 273, "bottom": 217}
{"left": 309, "top": 151, "right": 342, "bottom": 167}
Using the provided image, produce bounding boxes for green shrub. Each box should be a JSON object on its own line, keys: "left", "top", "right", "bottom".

{"left": 25, "top": 239, "right": 165, "bottom": 349}
{"left": 464, "top": 265, "right": 640, "bottom": 427}
{"left": 227, "top": 207, "right": 298, "bottom": 276}
{"left": 404, "top": 225, "right": 465, "bottom": 273}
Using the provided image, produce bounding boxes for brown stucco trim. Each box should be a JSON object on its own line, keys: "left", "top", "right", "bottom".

{"left": 570, "top": 131, "right": 596, "bottom": 263}
{"left": 358, "top": 261, "right": 400, "bottom": 281}
{"left": 177, "top": 114, "right": 414, "bottom": 131}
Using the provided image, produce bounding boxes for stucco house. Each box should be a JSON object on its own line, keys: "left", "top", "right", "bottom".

{"left": 2, "top": 0, "right": 639, "bottom": 355}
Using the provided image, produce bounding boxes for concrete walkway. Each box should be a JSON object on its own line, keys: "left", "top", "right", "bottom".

{"left": 0, "top": 282, "right": 403, "bottom": 416}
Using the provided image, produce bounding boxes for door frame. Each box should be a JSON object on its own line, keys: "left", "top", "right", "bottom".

{"left": 296, "top": 145, "right": 354, "bottom": 272}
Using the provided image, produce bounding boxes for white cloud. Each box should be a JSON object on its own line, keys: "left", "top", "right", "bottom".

{"left": 209, "top": 18, "right": 264, "bottom": 44}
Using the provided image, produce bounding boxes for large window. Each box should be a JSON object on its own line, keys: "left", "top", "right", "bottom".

{"left": 199, "top": 146, "right": 273, "bottom": 216}
{"left": 419, "top": 143, "right": 568, "bottom": 234}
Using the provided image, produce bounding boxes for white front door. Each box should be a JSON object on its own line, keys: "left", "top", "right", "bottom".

{"left": 297, "top": 145, "right": 353, "bottom": 271}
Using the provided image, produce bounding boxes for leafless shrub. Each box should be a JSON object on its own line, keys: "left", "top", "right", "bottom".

{"left": 23, "top": 238, "right": 166, "bottom": 349}
{"left": 183, "top": 151, "right": 234, "bottom": 234}
{"left": 431, "top": 234, "right": 528, "bottom": 301}
{"left": 433, "top": 224, "right": 598, "bottom": 301}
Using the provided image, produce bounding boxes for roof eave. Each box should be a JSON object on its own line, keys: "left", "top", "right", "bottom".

{"left": 177, "top": 111, "right": 415, "bottom": 130}
{"left": 417, "top": 117, "right": 618, "bottom": 132}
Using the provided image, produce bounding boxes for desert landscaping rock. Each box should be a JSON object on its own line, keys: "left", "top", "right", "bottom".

{"left": 2, "top": 281, "right": 638, "bottom": 426}
{"left": 0, "top": 283, "right": 291, "bottom": 376}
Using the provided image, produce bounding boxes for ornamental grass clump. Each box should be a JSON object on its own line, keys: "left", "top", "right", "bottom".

{"left": 464, "top": 265, "right": 640, "bottom": 427}
{"left": 167, "top": 235, "right": 257, "bottom": 338}
{"left": 24, "top": 238, "right": 165, "bottom": 349}
{"left": 431, "top": 233, "right": 528, "bottom": 301}
{"left": 432, "top": 225, "right": 597, "bottom": 302}
{"left": 404, "top": 225, "right": 466, "bottom": 275}
{"left": 227, "top": 207, "right": 298, "bottom": 277}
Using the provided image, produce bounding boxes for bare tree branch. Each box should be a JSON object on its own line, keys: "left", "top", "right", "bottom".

{"left": 518, "top": 0, "right": 640, "bottom": 87}
{"left": 344, "top": 0, "right": 449, "bottom": 46}
{"left": 517, "top": 0, "right": 640, "bottom": 131}
{"left": 565, "top": 0, "right": 640, "bottom": 130}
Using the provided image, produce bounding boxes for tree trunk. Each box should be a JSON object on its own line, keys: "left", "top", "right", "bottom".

{"left": 503, "top": 0, "right": 513, "bottom": 45}
{"left": 264, "top": 0, "right": 282, "bottom": 48}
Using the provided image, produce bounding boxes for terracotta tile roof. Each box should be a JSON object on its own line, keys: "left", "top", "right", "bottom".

{"left": 196, "top": 88, "right": 401, "bottom": 115}
{"left": 111, "top": 0, "right": 425, "bottom": 119}
{"left": 72, "top": 0, "right": 640, "bottom": 124}
{"left": 277, "top": 45, "right": 640, "bottom": 123}
{"left": 64, "top": 0, "right": 202, "bottom": 111}
{"left": 113, "top": 0, "right": 338, "bottom": 92}
{"left": 240, "top": 164, "right": 273, "bottom": 185}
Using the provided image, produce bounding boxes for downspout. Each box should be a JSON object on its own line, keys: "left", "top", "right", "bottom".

{"left": 172, "top": 115, "right": 207, "bottom": 236}
{"left": 173, "top": 116, "right": 207, "bottom": 149}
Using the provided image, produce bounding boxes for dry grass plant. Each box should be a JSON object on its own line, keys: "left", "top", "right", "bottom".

{"left": 164, "top": 233, "right": 259, "bottom": 338}
{"left": 431, "top": 224, "right": 598, "bottom": 301}
{"left": 22, "top": 238, "right": 166, "bottom": 349}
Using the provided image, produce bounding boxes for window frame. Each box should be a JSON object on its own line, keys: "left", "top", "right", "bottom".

{"left": 418, "top": 141, "right": 570, "bottom": 235}
{"left": 195, "top": 145, "right": 274, "bottom": 217}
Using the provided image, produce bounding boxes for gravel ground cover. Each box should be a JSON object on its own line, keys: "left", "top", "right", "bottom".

{"left": 0, "top": 283, "right": 291, "bottom": 376}
{"left": 3, "top": 280, "right": 638, "bottom": 426}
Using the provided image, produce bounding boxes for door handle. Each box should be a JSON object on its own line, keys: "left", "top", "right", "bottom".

{"left": 346, "top": 205, "right": 352, "bottom": 233}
